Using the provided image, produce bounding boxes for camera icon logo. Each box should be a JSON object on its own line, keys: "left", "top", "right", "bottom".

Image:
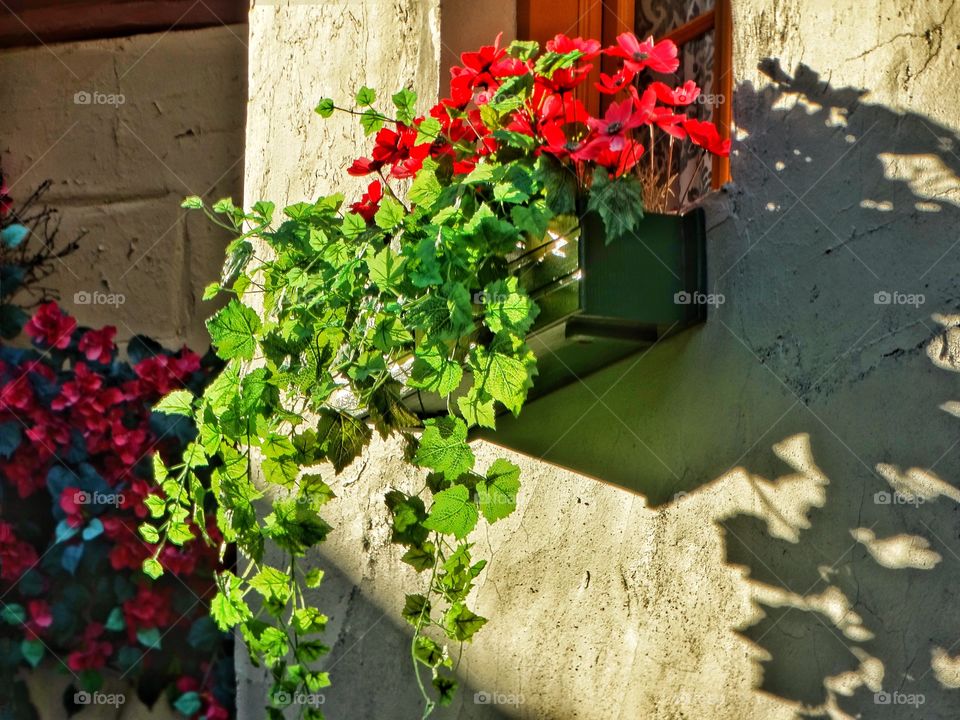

{"left": 874, "top": 291, "right": 891, "bottom": 305}
{"left": 873, "top": 491, "right": 891, "bottom": 505}
{"left": 474, "top": 691, "right": 492, "bottom": 704}
{"left": 674, "top": 291, "right": 692, "bottom": 305}
{"left": 271, "top": 691, "right": 291, "bottom": 706}
{"left": 73, "top": 91, "right": 91, "bottom": 105}
{"left": 74, "top": 691, "right": 91, "bottom": 705}
{"left": 874, "top": 692, "right": 891, "bottom": 705}
{"left": 73, "top": 290, "right": 92, "bottom": 305}
{"left": 73, "top": 490, "right": 90, "bottom": 505}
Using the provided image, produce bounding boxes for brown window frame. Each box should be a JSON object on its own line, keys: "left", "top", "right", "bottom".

{"left": 517, "top": 0, "right": 732, "bottom": 188}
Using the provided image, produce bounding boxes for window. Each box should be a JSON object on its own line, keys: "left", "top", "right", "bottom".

{"left": 518, "top": 0, "right": 732, "bottom": 200}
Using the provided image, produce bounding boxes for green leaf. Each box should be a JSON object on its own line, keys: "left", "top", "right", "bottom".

{"left": 154, "top": 390, "right": 194, "bottom": 416}
{"left": 433, "top": 675, "right": 458, "bottom": 706}
{"left": 477, "top": 458, "right": 520, "bottom": 522}
{"left": 181, "top": 195, "right": 203, "bottom": 209}
{"left": 507, "top": 39, "right": 540, "bottom": 60}
{"left": 458, "top": 387, "right": 497, "bottom": 429}
{"left": 342, "top": 212, "right": 366, "bottom": 239}
{"left": 481, "top": 277, "right": 539, "bottom": 335}
{"left": 20, "top": 639, "right": 43, "bottom": 668}
{"left": 105, "top": 607, "right": 125, "bottom": 632}
{"left": 415, "top": 117, "right": 442, "bottom": 145}
{"left": 211, "top": 575, "right": 252, "bottom": 630}
{"left": 471, "top": 346, "right": 531, "bottom": 415}
{"left": 142, "top": 557, "right": 163, "bottom": 579}
{"left": 534, "top": 49, "right": 584, "bottom": 78}
{"left": 392, "top": 88, "right": 418, "bottom": 124}
{"left": 423, "top": 485, "right": 478, "bottom": 540}
{"left": 367, "top": 245, "right": 407, "bottom": 293}
{"left": 305, "top": 568, "right": 324, "bottom": 589}
{"left": 139, "top": 524, "right": 160, "bottom": 544}
{"left": 407, "top": 166, "right": 441, "bottom": 207}
{"left": 511, "top": 200, "right": 552, "bottom": 238}
{"left": 536, "top": 155, "right": 577, "bottom": 215}
{"left": 356, "top": 86, "right": 376, "bottom": 106}
{"left": 414, "top": 416, "right": 474, "bottom": 480}
{"left": 402, "top": 594, "right": 431, "bottom": 627}
{"left": 262, "top": 454, "right": 299, "bottom": 487}
{"left": 1, "top": 604, "right": 25, "bottom": 625}
{"left": 374, "top": 197, "right": 405, "bottom": 230}
{"left": 401, "top": 544, "right": 435, "bottom": 572}
{"left": 409, "top": 344, "right": 463, "bottom": 397}
{"left": 360, "top": 108, "right": 384, "bottom": 135}
{"left": 315, "top": 409, "right": 372, "bottom": 473}
{"left": 443, "top": 602, "right": 487, "bottom": 641}
{"left": 207, "top": 299, "right": 261, "bottom": 361}
{"left": 137, "top": 627, "right": 162, "bottom": 649}
{"left": 314, "top": 98, "right": 335, "bottom": 118}
{"left": 173, "top": 691, "right": 203, "bottom": 717}
{"left": 250, "top": 566, "right": 292, "bottom": 604}
{"left": 292, "top": 607, "right": 327, "bottom": 634}
{"left": 587, "top": 168, "right": 645, "bottom": 245}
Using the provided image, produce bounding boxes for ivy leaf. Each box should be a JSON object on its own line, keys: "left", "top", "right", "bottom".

{"left": 0, "top": 604, "right": 24, "bottom": 625}
{"left": 207, "top": 300, "right": 261, "bottom": 361}
{"left": 587, "top": 167, "right": 645, "bottom": 245}
{"left": 153, "top": 390, "right": 194, "bottom": 417}
{"left": 409, "top": 344, "right": 463, "bottom": 397}
{"left": 511, "top": 200, "right": 551, "bottom": 238}
{"left": 433, "top": 675, "right": 458, "bottom": 706}
{"left": 536, "top": 155, "right": 577, "bottom": 215}
{"left": 457, "top": 387, "right": 497, "bottom": 429}
{"left": 142, "top": 557, "right": 163, "bottom": 579}
{"left": 250, "top": 566, "right": 292, "bottom": 604}
{"left": 401, "top": 544, "right": 435, "bottom": 572}
{"left": 356, "top": 86, "right": 376, "bottom": 106}
{"left": 443, "top": 602, "right": 487, "bottom": 641}
{"left": 262, "top": 454, "right": 299, "bottom": 487}
{"left": 415, "top": 117, "right": 442, "bottom": 145}
{"left": 360, "top": 108, "right": 384, "bottom": 135}
{"left": 305, "top": 568, "right": 324, "bottom": 589}
{"left": 477, "top": 459, "right": 520, "bottom": 522}
{"left": 471, "top": 346, "right": 531, "bottom": 415}
{"left": 315, "top": 409, "right": 372, "bottom": 473}
{"left": 374, "top": 197, "right": 405, "bottom": 230}
{"left": 137, "top": 627, "right": 162, "bottom": 649}
{"left": 414, "top": 417, "right": 474, "bottom": 480}
{"left": 105, "top": 607, "right": 125, "bottom": 632}
{"left": 211, "top": 574, "right": 252, "bottom": 630}
{"left": 507, "top": 39, "right": 539, "bottom": 60}
{"left": 367, "top": 246, "right": 407, "bottom": 293}
{"left": 392, "top": 88, "right": 418, "bottom": 124}
{"left": 401, "top": 593, "right": 431, "bottom": 627}
{"left": 341, "top": 213, "right": 366, "bottom": 242}
{"left": 407, "top": 166, "right": 441, "bottom": 207}
{"left": 314, "top": 98, "right": 335, "bottom": 118}
{"left": 423, "top": 485, "right": 478, "bottom": 540}
{"left": 481, "top": 277, "right": 539, "bottom": 335}
{"left": 181, "top": 196, "right": 203, "bottom": 209}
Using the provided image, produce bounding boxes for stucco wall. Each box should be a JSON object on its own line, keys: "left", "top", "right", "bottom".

{"left": 0, "top": 24, "right": 247, "bottom": 350}
{"left": 239, "top": 1, "right": 960, "bottom": 719}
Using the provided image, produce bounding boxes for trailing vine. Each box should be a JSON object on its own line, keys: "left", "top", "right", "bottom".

{"left": 142, "top": 32, "right": 728, "bottom": 718}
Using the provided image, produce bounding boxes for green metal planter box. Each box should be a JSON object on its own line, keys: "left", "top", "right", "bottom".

{"left": 513, "top": 208, "right": 707, "bottom": 401}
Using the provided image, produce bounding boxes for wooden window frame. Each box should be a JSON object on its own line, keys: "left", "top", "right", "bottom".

{"left": 517, "top": 0, "right": 732, "bottom": 188}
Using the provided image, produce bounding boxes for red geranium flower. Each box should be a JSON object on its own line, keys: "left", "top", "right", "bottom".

{"left": 350, "top": 180, "right": 383, "bottom": 222}
{"left": 683, "top": 118, "right": 731, "bottom": 156}
{"left": 78, "top": 326, "right": 116, "bottom": 364}
{"left": 607, "top": 33, "right": 679, "bottom": 74}
{"left": 595, "top": 68, "right": 636, "bottom": 95}
{"left": 584, "top": 96, "right": 646, "bottom": 153}
{"left": 24, "top": 302, "right": 76, "bottom": 350}
{"left": 650, "top": 80, "right": 700, "bottom": 106}
{"left": 67, "top": 623, "right": 112, "bottom": 671}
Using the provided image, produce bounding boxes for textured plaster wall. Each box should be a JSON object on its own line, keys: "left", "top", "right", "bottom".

{"left": 0, "top": 25, "right": 247, "bottom": 350}
{"left": 240, "top": 1, "right": 960, "bottom": 719}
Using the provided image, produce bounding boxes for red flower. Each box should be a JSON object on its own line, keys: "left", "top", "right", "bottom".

{"left": 351, "top": 125, "right": 431, "bottom": 180}
{"left": 67, "top": 623, "right": 112, "bottom": 671}
{"left": 0, "top": 521, "right": 38, "bottom": 581}
{"left": 24, "top": 302, "right": 76, "bottom": 350}
{"left": 52, "top": 363, "right": 102, "bottom": 411}
{"left": 595, "top": 68, "right": 635, "bottom": 95}
{"left": 631, "top": 87, "right": 687, "bottom": 138}
{"left": 59, "top": 487, "right": 87, "bottom": 528}
{"left": 350, "top": 180, "right": 383, "bottom": 222}
{"left": 650, "top": 80, "right": 700, "bottom": 106}
{"left": 539, "top": 35, "right": 601, "bottom": 91}
{"left": 78, "top": 327, "right": 116, "bottom": 364}
{"left": 607, "top": 33, "right": 679, "bottom": 74}
{"left": 25, "top": 599, "right": 53, "bottom": 637}
{"left": 584, "top": 96, "right": 646, "bottom": 153}
{"left": 122, "top": 586, "right": 173, "bottom": 641}
{"left": 682, "top": 118, "right": 731, "bottom": 156}
{"left": 0, "top": 374, "right": 35, "bottom": 412}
